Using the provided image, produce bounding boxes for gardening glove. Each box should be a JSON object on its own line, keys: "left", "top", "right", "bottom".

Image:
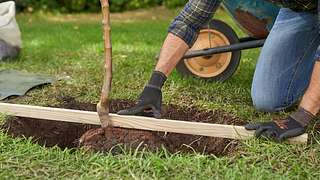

{"left": 117, "top": 71, "right": 167, "bottom": 119}
{"left": 117, "top": 85, "right": 162, "bottom": 118}
{"left": 245, "top": 107, "right": 314, "bottom": 142}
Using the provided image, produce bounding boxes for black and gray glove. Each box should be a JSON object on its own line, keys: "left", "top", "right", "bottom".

{"left": 117, "top": 85, "right": 162, "bottom": 118}
{"left": 245, "top": 107, "right": 314, "bottom": 142}
{"left": 117, "top": 71, "right": 167, "bottom": 119}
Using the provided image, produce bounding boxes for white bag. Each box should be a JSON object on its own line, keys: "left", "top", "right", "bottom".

{"left": 0, "top": 1, "right": 21, "bottom": 60}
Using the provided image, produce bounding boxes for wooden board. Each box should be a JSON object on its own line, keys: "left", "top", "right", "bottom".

{"left": 0, "top": 103, "right": 308, "bottom": 144}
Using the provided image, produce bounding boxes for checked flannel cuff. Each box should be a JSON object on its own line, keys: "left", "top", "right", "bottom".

{"left": 168, "top": 0, "right": 220, "bottom": 47}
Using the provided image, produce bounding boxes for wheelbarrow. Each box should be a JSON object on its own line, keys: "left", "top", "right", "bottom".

{"left": 176, "top": 0, "right": 281, "bottom": 82}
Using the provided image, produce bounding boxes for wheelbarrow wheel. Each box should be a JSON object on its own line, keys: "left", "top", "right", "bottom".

{"left": 176, "top": 19, "right": 241, "bottom": 82}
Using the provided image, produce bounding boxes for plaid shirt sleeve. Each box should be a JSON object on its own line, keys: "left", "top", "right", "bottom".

{"left": 168, "top": 0, "right": 221, "bottom": 47}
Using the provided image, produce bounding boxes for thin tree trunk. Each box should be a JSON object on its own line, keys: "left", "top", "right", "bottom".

{"left": 97, "top": 0, "right": 112, "bottom": 128}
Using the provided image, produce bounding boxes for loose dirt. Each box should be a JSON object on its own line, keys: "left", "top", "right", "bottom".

{"left": 2, "top": 98, "right": 247, "bottom": 155}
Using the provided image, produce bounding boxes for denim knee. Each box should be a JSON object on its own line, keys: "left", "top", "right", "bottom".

{"left": 251, "top": 90, "right": 286, "bottom": 112}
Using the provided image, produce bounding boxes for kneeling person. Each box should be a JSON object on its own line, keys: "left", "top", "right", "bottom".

{"left": 118, "top": 0, "right": 320, "bottom": 142}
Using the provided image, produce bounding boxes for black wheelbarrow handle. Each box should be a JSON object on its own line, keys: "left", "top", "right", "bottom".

{"left": 183, "top": 39, "right": 265, "bottom": 59}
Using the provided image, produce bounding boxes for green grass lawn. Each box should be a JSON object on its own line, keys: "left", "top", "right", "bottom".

{"left": 0, "top": 7, "right": 320, "bottom": 179}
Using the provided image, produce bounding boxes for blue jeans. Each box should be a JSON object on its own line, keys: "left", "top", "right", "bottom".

{"left": 251, "top": 8, "right": 320, "bottom": 112}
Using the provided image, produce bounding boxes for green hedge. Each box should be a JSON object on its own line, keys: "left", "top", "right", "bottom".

{"left": 163, "top": 0, "right": 188, "bottom": 9}
{"left": 13, "top": 0, "right": 188, "bottom": 13}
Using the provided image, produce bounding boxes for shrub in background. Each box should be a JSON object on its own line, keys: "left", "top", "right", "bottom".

{"left": 162, "top": 0, "right": 188, "bottom": 9}
{"left": 15, "top": 0, "right": 59, "bottom": 12}
{"left": 123, "top": 0, "right": 162, "bottom": 10}
{"left": 64, "top": 0, "right": 87, "bottom": 12}
{"left": 12, "top": 0, "right": 186, "bottom": 13}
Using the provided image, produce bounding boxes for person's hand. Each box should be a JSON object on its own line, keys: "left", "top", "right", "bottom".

{"left": 245, "top": 117, "right": 305, "bottom": 142}
{"left": 245, "top": 107, "right": 314, "bottom": 142}
{"left": 117, "top": 85, "right": 162, "bottom": 118}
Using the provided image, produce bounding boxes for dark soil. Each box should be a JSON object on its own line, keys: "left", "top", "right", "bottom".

{"left": 2, "top": 97, "right": 247, "bottom": 155}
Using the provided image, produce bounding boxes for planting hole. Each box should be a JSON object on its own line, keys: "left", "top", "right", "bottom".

{"left": 2, "top": 98, "right": 246, "bottom": 155}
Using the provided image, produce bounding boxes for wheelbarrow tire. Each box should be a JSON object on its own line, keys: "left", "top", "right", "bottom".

{"left": 176, "top": 19, "right": 241, "bottom": 82}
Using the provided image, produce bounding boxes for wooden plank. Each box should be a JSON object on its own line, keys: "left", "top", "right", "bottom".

{"left": 0, "top": 103, "right": 308, "bottom": 144}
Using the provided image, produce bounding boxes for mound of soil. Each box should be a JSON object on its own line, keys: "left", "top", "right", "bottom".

{"left": 2, "top": 98, "right": 247, "bottom": 155}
